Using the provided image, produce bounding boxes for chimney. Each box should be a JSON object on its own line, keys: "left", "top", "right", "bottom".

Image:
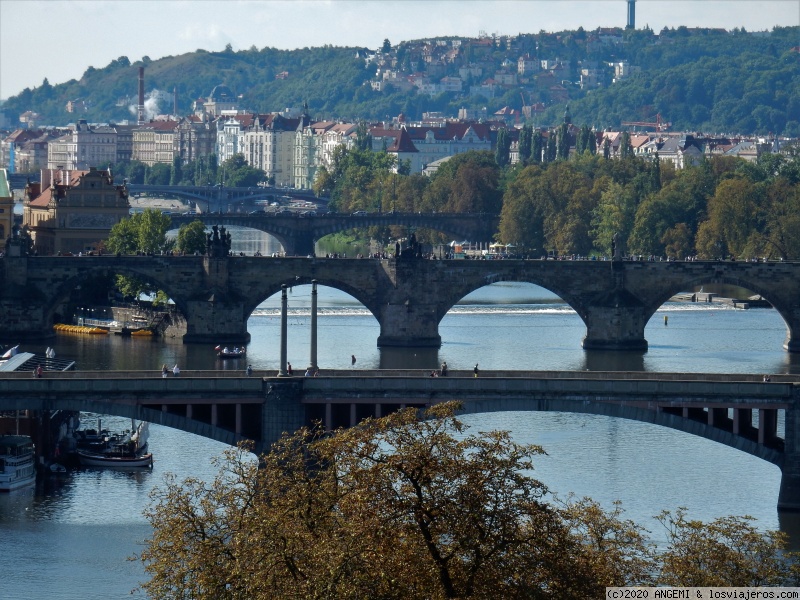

{"left": 174, "top": 86, "right": 178, "bottom": 116}
{"left": 137, "top": 67, "right": 145, "bottom": 125}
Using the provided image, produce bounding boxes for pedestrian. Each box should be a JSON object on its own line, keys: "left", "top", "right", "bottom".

{"left": 473, "top": 363, "right": 479, "bottom": 378}
{"left": 304, "top": 368, "right": 312, "bottom": 377}
{"left": 173, "top": 364, "right": 180, "bottom": 377}
{"left": 664, "top": 315, "right": 669, "bottom": 326}
{"left": 351, "top": 354, "right": 356, "bottom": 366}
{"left": 36, "top": 365, "right": 43, "bottom": 378}
{"left": 246, "top": 364, "right": 253, "bottom": 377}
{"left": 161, "top": 364, "right": 168, "bottom": 378}
{"left": 287, "top": 362, "right": 293, "bottom": 376}
{"left": 441, "top": 361, "right": 448, "bottom": 376}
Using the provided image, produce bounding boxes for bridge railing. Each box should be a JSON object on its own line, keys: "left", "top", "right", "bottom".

{"left": 0, "top": 369, "right": 797, "bottom": 383}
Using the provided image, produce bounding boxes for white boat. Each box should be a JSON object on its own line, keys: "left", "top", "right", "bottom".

{"left": 77, "top": 420, "right": 152, "bottom": 469}
{"left": 0, "top": 435, "right": 37, "bottom": 491}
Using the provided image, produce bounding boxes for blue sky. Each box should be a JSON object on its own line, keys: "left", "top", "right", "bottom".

{"left": 1, "top": 0, "right": 798, "bottom": 99}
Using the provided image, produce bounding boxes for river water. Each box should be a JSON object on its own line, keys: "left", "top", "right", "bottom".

{"left": 2, "top": 229, "right": 797, "bottom": 598}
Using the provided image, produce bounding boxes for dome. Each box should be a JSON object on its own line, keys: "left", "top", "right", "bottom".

{"left": 208, "top": 84, "right": 235, "bottom": 102}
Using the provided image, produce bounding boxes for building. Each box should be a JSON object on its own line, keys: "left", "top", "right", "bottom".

{"left": 201, "top": 85, "right": 238, "bottom": 118}
{"left": 47, "top": 120, "right": 118, "bottom": 170}
{"left": 173, "top": 116, "right": 216, "bottom": 165}
{"left": 22, "top": 167, "right": 129, "bottom": 255}
{"left": 241, "top": 112, "right": 309, "bottom": 187}
{"left": 131, "top": 120, "right": 179, "bottom": 166}
{"left": 0, "top": 169, "right": 13, "bottom": 244}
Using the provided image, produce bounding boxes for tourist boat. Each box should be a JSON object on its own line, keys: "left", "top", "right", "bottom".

{"left": 77, "top": 420, "right": 152, "bottom": 469}
{"left": 215, "top": 345, "right": 246, "bottom": 359}
{"left": 0, "top": 435, "right": 37, "bottom": 491}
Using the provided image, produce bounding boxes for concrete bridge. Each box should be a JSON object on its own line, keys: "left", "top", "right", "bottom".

{"left": 167, "top": 212, "right": 500, "bottom": 256}
{"left": 2, "top": 369, "right": 799, "bottom": 509}
{"left": 2, "top": 255, "right": 800, "bottom": 351}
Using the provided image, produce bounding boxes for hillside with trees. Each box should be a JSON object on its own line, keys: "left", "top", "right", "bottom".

{"left": 2, "top": 26, "right": 798, "bottom": 135}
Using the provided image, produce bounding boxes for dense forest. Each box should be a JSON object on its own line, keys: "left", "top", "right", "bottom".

{"left": 1, "top": 25, "right": 798, "bottom": 134}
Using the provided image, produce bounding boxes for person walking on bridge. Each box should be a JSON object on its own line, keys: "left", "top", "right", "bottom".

{"left": 473, "top": 364, "right": 479, "bottom": 378}
{"left": 351, "top": 354, "right": 357, "bottom": 367}
{"left": 173, "top": 364, "right": 180, "bottom": 377}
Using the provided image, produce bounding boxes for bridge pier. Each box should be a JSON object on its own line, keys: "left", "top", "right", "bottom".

{"left": 376, "top": 300, "right": 442, "bottom": 348}
{"left": 580, "top": 305, "right": 648, "bottom": 352}
{"left": 779, "top": 388, "right": 800, "bottom": 511}
{"left": 182, "top": 299, "right": 251, "bottom": 345}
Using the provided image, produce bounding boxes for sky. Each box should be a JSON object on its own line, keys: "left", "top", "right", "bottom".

{"left": 1, "top": 0, "right": 798, "bottom": 100}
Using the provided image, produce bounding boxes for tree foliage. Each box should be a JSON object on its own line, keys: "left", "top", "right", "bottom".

{"left": 138, "top": 403, "right": 800, "bottom": 599}
{"left": 175, "top": 220, "right": 208, "bottom": 255}
{"left": 4, "top": 27, "right": 796, "bottom": 134}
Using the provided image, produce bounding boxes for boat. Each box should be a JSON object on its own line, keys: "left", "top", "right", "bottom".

{"left": 77, "top": 419, "right": 152, "bottom": 469}
{"left": 0, "top": 435, "right": 37, "bottom": 491}
{"left": 215, "top": 345, "right": 246, "bottom": 359}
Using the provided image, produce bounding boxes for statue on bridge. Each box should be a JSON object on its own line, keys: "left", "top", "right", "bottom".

{"left": 206, "top": 225, "right": 232, "bottom": 258}
{"left": 397, "top": 232, "right": 423, "bottom": 260}
{"left": 4, "top": 224, "right": 33, "bottom": 258}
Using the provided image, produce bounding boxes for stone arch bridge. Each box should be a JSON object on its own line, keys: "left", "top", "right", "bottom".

{"left": 2, "top": 255, "right": 800, "bottom": 352}
{"left": 168, "top": 212, "right": 500, "bottom": 256}
{"left": 2, "top": 369, "right": 800, "bottom": 510}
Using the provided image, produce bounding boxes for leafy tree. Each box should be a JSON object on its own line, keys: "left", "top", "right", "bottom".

{"left": 138, "top": 403, "right": 636, "bottom": 599}
{"left": 592, "top": 180, "right": 637, "bottom": 255}
{"left": 176, "top": 220, "right": 208, "bottom": 255}
{"left": 382, "top": 39, "right": 392, "bottom": 53}
{"left": 495, "top": 128, "right": 510, "bottom": 168}
{"left": 655, "top": 509, "right": 800, "bottom": 587}
{"left": 218, "top": 154, "right": 267, "bottom": 187}
{"left": 518, "top": 124, "right": 532, "bottom": 164}
{"left": 530, "top": 130, "right": 543, "bottom": 164}
{"left": 169, "top": 155, "right": 182, "bottom": 186}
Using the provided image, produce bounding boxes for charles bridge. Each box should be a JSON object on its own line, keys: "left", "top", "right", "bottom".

{"left": 167, "top": 212, "right": 500, "bottom": 256}
{"left": 2, "top": 368, "right": 800, "bottom": 510}
{"left": 2, "top": 254, "right": 800, "bottom": 353}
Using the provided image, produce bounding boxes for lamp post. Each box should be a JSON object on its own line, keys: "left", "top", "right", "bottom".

{"left": 278, "top": 284, "right": 288, "bottom": 376}
{"left": 308, "top": 280, "right": 318, "bottom": 371}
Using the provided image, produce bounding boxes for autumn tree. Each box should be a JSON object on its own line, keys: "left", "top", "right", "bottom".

{"left": 139, "top": 403, "right": 644, "bottom": 599}
{"left": 138, "top": 403, "right": 800, "bottom": 599}
{"left": 655, "top": 509, "right": 800, "bottom": 587}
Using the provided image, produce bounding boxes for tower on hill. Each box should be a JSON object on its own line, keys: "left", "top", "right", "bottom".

{"left": 627, "top": 0, "right": 636, "bottom": 29}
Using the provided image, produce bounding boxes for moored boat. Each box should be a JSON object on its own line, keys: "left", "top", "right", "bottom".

{"left": 77, "top": 449, "right": 153, "bottom": 468}
{"left": 77, "top": 419, "right": 152, "bottom": 469}
{"left": 0, "top": 435, "right": 37, "bottom": 491}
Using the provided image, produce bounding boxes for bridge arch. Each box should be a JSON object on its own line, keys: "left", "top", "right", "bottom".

{"left": 44, "top": 262, "right": 192, "bottom": 325}
{"left": 242, "top": 275, "right": 383, "bottom": 327}
{"left": 455, "top": 401, "right": 783, "bottom": 467}
{"left": 638, "top": 270, "right": 792, "bottom": 349}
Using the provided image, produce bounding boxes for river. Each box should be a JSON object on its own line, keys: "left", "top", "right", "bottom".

{"left": 1, "top": 229, "right": 796, "bottom": 598}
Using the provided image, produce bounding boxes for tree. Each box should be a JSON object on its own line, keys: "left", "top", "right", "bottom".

{"left": 655, "top": 509, "right": 800, "bottom": 587}
{"left": 495, "top": 128, "right": 511, "bottom": 168}
{"left": 382, "top": 39, "right": 392, "bottom": 53}
{"left": 170, "top": 155, "right": 182, "bottom": 186}
{"left": 518, "top": 124, "right": 532, "bottom": 164}
{"left": 218, "top": 154, "right": 267, "bottom": 187}
{"left": 176, "top": 220, "right": 208, "bottom": 255}
{"left": 138, "top": 403, "right": 643, "bottom": 599}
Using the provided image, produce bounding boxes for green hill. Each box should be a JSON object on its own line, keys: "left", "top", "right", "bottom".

{"left": 2, "top": 26, "right": 798, "bottom": 136}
